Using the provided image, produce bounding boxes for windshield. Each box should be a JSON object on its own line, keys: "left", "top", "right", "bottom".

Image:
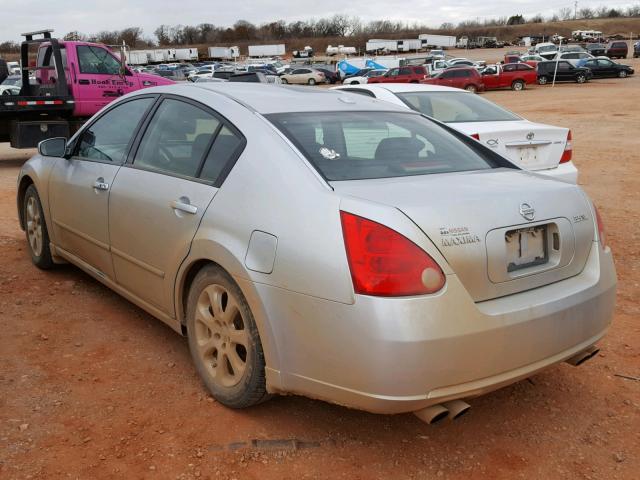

{"left": 268, "top": 111, "right": 501, "bottom": 181}
{"left": 2, "top": 76, "right": 22, "bottom": 86}
{"left": 395, "top": 91, "right": 520, "bottom": 123}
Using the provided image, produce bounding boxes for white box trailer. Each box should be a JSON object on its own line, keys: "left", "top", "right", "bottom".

{"left": 153, "top": 49, "right": 171, "bottom": 62}
{"left": 127, "top": 50, "right": 150, "bottom": 65}
{"left": 175, "top": 48, "right": 199, "bottom": 61}
{"left": 396, "top": 39, "right": 422, "bottom": 52}
{"left": 326, "top": 45, "right": 357, "bottom": 56}
{"left": 208, "top": 46, "right": 240, "bottom": 59}
{"left": 418, "top": 34, "right": 457, "bottom": 48}
{"left": 366, "top": 39, "right": 398, "bottom": 53}
{"left": 248, "top": 44, "right": 285, "bottom": 57}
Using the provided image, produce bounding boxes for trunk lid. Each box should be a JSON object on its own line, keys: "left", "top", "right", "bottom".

{"left": 453, "top": 120, "right": 569, "bottom": 171}
{"left": 332, "top": 169, "right": 595, "bottom": 301}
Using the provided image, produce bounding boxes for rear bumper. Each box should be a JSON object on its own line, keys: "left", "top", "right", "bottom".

{"left": 256, "top": 241, "right": 616, "bottom": 414}
{"left": 534, "top": 161, "right": 579, "bottom": 184}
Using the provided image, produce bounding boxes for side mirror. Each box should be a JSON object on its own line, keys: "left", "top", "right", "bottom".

{"left": 38, "top": 137, "right": 67, "bottom": 158}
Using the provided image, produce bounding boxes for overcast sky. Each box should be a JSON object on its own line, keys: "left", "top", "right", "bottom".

{"left": 1, "top": 0, "right": 636, "bottom": 43}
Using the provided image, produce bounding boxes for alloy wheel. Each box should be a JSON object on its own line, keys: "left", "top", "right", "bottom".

{"left": 25, "top": 196, "right": 43, "bottom": 257}
{"left": 193, "top": 284, "right": 249, "bottom": 388}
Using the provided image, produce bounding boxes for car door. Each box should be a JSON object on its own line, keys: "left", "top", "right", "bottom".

{"left": 381, "top": 68, "right": 399, "bottom": 83}
{"left": 583, "top": 59, "right": 600, "bottom": 76}
{"left": 48, "top": 96, "right": 156, "bottom": 279}
{"left": 597, "top": 59, "right": 616, "bottom": 77}
{"left": 74, "top": 44, "right": 142, "bottom": 116}
{"left": 396, "top": 67, "right": 412, "bottom": 83}
{"left": 481, "top": 67, "right": 499, "bottom": 88}
{"left": 108, "top": 96, "right": 245, "bottom": 315}
{"left": 293, "top": 69, "right": 310, "bottom": 84}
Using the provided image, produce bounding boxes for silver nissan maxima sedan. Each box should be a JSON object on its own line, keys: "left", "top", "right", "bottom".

{"left": 17, "top": 83, "right": 616, "bottom": 423}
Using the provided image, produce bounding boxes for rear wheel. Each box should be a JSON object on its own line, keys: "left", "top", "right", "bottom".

{"left": 186, "top": 265, "right": 269, "bottom": 408}
{"left": 511, "top": 80, "right": 525, "bottom": 91}
{"left": 349, "top": 80, "right": 359, "bottom": 85}
{"left": 618, "top": 70, "right": 628, "bottom": 78}
{"left": 538, "top": 76, "right": 548, "bottom": 85}
{"left": 308, "top": 78, "right": 316, "bottom": 85}
{"left": 23, "top": 185, "right": 53, "bottom": 270}
{"left": 576, "top": 74, "right": 586, "bottom": 84}
{"left": 464, "top": 84, "right": 477, "bottom": 93}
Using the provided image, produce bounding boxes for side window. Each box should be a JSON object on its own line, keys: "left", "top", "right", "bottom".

{"left": 399, "top": 67, "right": 412, "bottom": 75}
{"left": 504, "top": 64, "right": 516, "bottom": 72}
{"left": 440, "top": 71, "right": 453, "bottom": 79}
{"left": 77, "top": 45, "right": 121, "bottom": 75}
{"left": 388, "top": 68, "right": 399, "bottom": 76}
{"left": 133, "top": 99, "right": 221, "bottom": 178}
{"left": 76, "top": 97, "right": 154, "bottom": 163}
{"left": 199, "top": 126, "right": 245, "bottom": 183}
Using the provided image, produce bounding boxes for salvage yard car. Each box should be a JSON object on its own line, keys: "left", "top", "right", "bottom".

{"left": 368, "top": 65, "right": 429, "bottom": 84}
{"left": 332, "top": 83, "right": 578, "bottom": 182}
{"left": 578, "top": 57, "right": 634, "bottom": 78}
{"left": 280, "top": 67, "right": 326, "bottom": 85}
{"left": 537, "top": 60, "right": 592, "bottom": 84}
{"left": 420, "top": 66, "right": 484, "bottom": 93}
{"left": 17, "top": 83, "right": 616, "bottom": 424}
{"left": 480, "top": 63, "right": 537, "bottom": 91}
{"left": 605, "top": 41, "right": 628, "bottom": 59}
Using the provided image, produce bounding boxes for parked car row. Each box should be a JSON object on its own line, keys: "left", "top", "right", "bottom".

{"left": 20, "top": 81, "right": 616, "bottom": 424}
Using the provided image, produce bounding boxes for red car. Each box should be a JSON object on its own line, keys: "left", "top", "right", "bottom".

{"left": 420, "top": 67, "right": 484, "bottom": 93}
{"left": 368, "top": 65, "right": 429, "bottom": 84}
{"left": 481, "top": 63, "right": 537, "bottom": 91}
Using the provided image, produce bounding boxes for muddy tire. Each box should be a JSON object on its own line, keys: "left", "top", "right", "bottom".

{"left": 186, "top": 265, "right": 270, "bottom": 408}
{"left": 23, "top": 185, "right": 54, "bottom": 270}
{"left": 511, "top": 80, "right": 525, "bottom": 91}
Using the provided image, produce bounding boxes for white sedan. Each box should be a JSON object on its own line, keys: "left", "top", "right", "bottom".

{"left": 341, "top": 69, "right": 387, "bottom": 85}
{"left": 333, "top": 83, "right": 578, "bottom": 183}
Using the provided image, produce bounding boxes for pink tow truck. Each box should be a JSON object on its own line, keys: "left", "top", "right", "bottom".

{"left": 0, "top": 30, "right": 174, "bottom": 148}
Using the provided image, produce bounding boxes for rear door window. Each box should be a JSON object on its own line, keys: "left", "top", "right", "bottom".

{"left": 199, "top": 126, "right": 245, "bottom": 184}
{"left": 133, "top": 99, "right": 221, "bottom": 178}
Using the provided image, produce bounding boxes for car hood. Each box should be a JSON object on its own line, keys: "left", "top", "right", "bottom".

{"left": 136, "top": 72, "right": 175, "bottom": 86}
{"left": 332, "top": 169, "right": 595, "bottom": 301}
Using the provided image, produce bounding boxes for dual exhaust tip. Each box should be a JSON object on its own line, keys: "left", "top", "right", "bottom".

{"left": 414, "top": 399, "right": 470, "bottom": 424}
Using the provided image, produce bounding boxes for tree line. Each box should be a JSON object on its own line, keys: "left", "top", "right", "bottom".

{"left": 1, "top": 5, "right": 639, "bottom": 53}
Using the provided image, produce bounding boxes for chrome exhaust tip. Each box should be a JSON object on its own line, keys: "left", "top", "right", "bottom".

{"left": 443, "top": 399, "right": 471, "bottom": 420}
{"left": 565, "top": 346, "right": 600, "bottom": 366}
{"left": 414, "top": 404, "right": 449, "bottom": 424}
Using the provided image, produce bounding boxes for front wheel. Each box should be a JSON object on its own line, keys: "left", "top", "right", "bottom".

{"left": 538, "top": 76, "right": 548, "bottom": 85}
{"left": 349, "top": 80, "right": 358, "bottom": 85}
{"left": 511, "top": 80, "right": 525, "bottom": 91}
{"left": 308, "top": 78, "right": 316, "bottom": 85}
{"left": 576, "top": 74, "right": 586, "bottom": 84}
{"left": 618, "top": 70, "right": 628, "bottom": 78}
{"left": 280, "top": 78, "right": 288, "bottom": 84}
{"left": 464, "top": 84, "right": 477, "bottom": 93}
{"left": 23, "top": 185, "right": 54, "bottom": 270}
{"left": 186, "top": 265, "right": 270, "bottom": 408}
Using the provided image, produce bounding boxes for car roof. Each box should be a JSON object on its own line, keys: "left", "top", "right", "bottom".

{"left": 185, "top": 83, "right": 409, "bottom": 114}
{"left": 338, "top": 83, "right": 468, "bottom": 94}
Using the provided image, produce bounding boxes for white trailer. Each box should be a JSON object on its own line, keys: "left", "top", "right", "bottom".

{"left": 127, "top": 50, "right": 150, "bottom": 65}
{"left": 248, "top": 44, "right": 285, "bottom": 57}
{"left": 396, "top": 39, "right": 422, "bottom": 52}
{"left": 208, "top": 46, "right": 239, "bottom": 59}
{"left": 174, "top": 48, "right": 199, "bottom": 61}
{"left": 366, "top": 39, "right": 398, "bottom": 53}
{"left": 153, "top": 49, "right": 172, "bottom": 62}
{"left": 326, "top": 45, "right": 357, "bottom": 56}
{"left": 418, "top": 34, "right": 457, "bottom": 48}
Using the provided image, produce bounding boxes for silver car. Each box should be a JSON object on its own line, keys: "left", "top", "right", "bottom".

{"left": 17, "top": 83, "right": 616, "bottom": 423}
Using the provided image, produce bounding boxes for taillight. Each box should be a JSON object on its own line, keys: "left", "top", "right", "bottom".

{"left": 594, "top": 206, "right": 607, "bottom": 248}
{"left": 470, "top": 133, "right": 480, "bottom": 141}
{"left": 340, "top": 211, "right": 445, "bottom": 297}
{"left": 560, "top": 130, "right": 572, "bottom": 163}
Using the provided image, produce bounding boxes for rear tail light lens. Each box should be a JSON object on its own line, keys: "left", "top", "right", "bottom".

{"left": 560, "top": 130, "right": 572, "bottom": 163}
{"left": 340, "top": 211, "right": 445, "bottom": 296}
{"left": 594, "top": 206, "right": 607, "bottom": 248}
{"left": 470, "top": 133, "right": 480, "bottom": 141}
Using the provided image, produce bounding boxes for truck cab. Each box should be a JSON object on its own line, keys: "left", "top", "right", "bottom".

{"left": 0, "top": 30, "right": 173, "bottom": 148}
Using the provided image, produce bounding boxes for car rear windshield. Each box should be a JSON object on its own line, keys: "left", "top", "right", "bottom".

{"left": 267, "top": 111, "right": 501, "bottom": 181}
{"left": 395, "top": 91, "right": 520, "bottom": 123}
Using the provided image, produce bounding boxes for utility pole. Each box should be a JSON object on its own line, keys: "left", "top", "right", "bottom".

{"left": 574, "top": 0, "right": 578, "bottom": 20}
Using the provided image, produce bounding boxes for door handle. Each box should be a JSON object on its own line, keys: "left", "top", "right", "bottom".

{"left": 93, "top": 178, "right": 109, "bottom": 191}
{"left": 170, "top": 197, "right": 197, "bottom": 215}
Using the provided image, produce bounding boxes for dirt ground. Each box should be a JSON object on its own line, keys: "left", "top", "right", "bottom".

{"left": 1, "top": 52, "right": 639, "bottom": 479}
